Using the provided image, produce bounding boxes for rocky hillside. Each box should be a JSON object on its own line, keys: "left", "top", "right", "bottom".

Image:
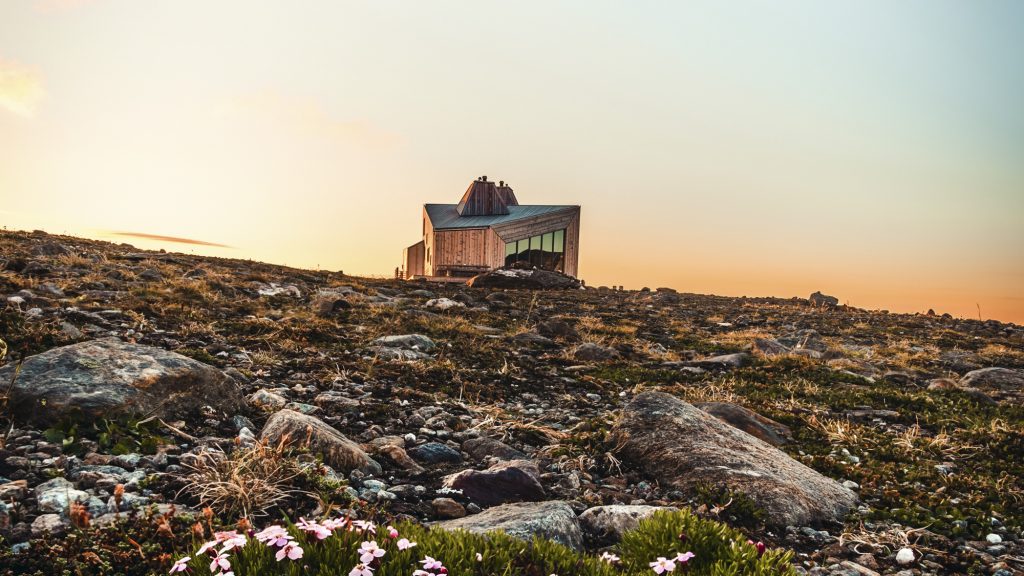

{"left": 0, "top": 229, "right": 1021, "bottom": 576}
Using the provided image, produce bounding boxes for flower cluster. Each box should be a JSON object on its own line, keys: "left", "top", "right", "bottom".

{"left": 170, "top": 516, "right": 418, "bottom": 576}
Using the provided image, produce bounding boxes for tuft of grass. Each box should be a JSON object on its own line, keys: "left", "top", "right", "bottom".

{"left": 179, "top": 442, "right": 307, "bottom": 519}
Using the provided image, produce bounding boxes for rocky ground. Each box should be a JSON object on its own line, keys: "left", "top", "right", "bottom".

{"left": 0, "top": 229, "right": 1022, "bottom": 575}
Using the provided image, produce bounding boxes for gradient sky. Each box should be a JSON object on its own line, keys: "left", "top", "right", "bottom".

{"left": 1, "top": 1, "right": 1023, "bottom": 323}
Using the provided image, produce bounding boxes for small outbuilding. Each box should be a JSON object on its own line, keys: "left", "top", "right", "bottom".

{"left": 402, "top": 176, "right": 580, "bottom": 279}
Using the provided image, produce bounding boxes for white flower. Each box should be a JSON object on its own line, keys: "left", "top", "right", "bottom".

{"left": 650, "top": 556, "right": 676, "bottom": 573}
{"left": 397, "top": 538, "right": 416, "bottom": 551}
{"left": 420, "top": 556, "right": 444, "bottom": 570}
{"left": 600, "top": 551, "right": 620, "bottom": 564}
{"left": 359, "top": 540, "right": 386, "bottom": 564}
{"left": 895, "top": 547, "right": 915, "bottom": 565}
{"left": 349, "top": 564, "right": 373, "bottom": 576}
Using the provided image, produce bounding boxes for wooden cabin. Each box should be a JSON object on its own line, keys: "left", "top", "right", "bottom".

{"left": 402, "top": 176, "right": 580, "bottom": 279}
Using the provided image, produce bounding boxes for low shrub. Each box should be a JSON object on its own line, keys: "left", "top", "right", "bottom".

{"left": 172, "top": 509, "right": 795, "bottom": 576}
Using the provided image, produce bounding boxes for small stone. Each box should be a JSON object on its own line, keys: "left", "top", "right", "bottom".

{"left": 894, "top": 547, "right": 915, "bottom": 565}
{"left": 407, "top": 442, "right": 463, "bottom": 465}
{"left": 31, "top": 513, "right": 67, "bottom": 536}
{"left": 986, "top": 533, "right": 1002, "bottom": 544}
{"left": 432, "top": 497, "right": 466, "bottom": 519}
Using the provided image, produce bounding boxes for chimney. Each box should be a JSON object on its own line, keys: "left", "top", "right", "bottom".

{"left": 481, "top": 175, "right": 487, "bottom": 182}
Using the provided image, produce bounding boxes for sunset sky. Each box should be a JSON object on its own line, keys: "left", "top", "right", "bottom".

{"left": 1, "top": 1, "right": 1022, "bottom": 322}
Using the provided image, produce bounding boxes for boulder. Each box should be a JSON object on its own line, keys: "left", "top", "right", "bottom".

{"left": 536, "top": 319, "right": 578, "bottom": 341}
{"left": 691, "top": 352, "right": 751, "bottom": 369}
{"left": 778, "top": 329, "right": 828, "bottom": 353}
{"left": 370, "top": 334, "right": 436, "bottom": 352}
{"left": 461, "top": 437, "right": 527, "bottom": 461}
{"left": 751, "top": 338, "right": 791, "bottom": 358}
{"left": 695, "top": 402, "right": 791, "bottom": 446}
{"left": 572, "top": 342, "right": 620, "bottom": 362}
{"left": 809, "top": 291, "right": 839, "bottom": 308}
{"left": 434, "top": 500, "right": 583, "bottom": 550}
{"left": 260, "top": 410, "right": 381, "bottom": 475}
{"left": 425, "top": 298, "right": 465, "bottom": 311}
{"left": 376, "top": 444, "right": 426, "bottom": 475}
{"left": 467, "top": 268, "right": 581, "bottom": 290}
{"left": 408, "top": 442, "right": 463, "bottom": 465}
{"left": 431, "top": 497, "right": 466, "bottom": 519}
{"left": 578, "top": 505, "right": 676, "bottom": 545}
{"left": 611, "top": 391, "right": 857, "bottom": 526}
{"left": 442, "top": 459, "right": 544, "bottom": 506}
{"left": 0, "top": 338, "right": 242, "bottom": 425}
{"left": 960, "top": 367, "right": 1024, "bottom": 391}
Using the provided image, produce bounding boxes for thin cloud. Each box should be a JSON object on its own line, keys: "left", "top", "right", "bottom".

{"left": 0, "top": 59, "right": 45, "bottom": 118}
{"left": 228, "top": 92, "right": 404, "bottom": 149}
{"left": 106, "top": 231, "right": 233, "bottom": 248}
{"left": 33, "top": 0, "right": 95, "bottom": 13}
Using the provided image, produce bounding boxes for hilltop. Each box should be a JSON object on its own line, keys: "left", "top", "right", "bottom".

{"left": 0, "top": 229, "right": 1021, "bottom": 576}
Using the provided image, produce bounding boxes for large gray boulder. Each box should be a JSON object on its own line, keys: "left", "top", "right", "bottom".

{"left": 434, "top": 500, "right": 583, "bottom": 550}
{"left": 0, "top": 338, "right": 242, "bottom": 425}
{"left": 611, "top": 391, "right": 857, "bottom": 527}
{"left": 260, "top": 410, "right": 381, "bottom": 475}
{"left": 467, "top": 268, "right": 581, "bottom": 290}
{"left": 960, "top": 367, "right": 1024, "bottom": 392}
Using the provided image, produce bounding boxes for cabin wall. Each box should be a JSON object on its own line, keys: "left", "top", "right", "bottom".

{"left": 432, "top": 228, "right": 494, "bottom": 274}
{"left": 423, "top": 207, "right": 435, "bottom": 276}
{"left": 403, "top": 241, "right": 424, "bottom": 278}
{"left": 564, "top": 209, "right": 580, "bottom": 278}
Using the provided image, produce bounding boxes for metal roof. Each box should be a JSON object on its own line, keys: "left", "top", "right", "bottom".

{"left": 425, "top": 203, "right": 576, "bottom": 230}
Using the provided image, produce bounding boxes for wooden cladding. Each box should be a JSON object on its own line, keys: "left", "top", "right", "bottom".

{"left": 425, "top": 206, "right": 580, "bottom": 278}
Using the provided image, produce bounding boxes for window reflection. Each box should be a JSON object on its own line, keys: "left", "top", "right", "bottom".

{"left": 504, "top": 228, "right": 567, "bottom": 271}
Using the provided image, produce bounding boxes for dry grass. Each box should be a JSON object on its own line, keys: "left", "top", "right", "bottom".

{"left": 978, "top": 343, "right": 1024, "bottom": 364}
{"left": 840, "top": 523, "right": 937, "bottom": 555}
{"left": 807, "top": 414, "right": 864, "bottom": 447}
{"left": 179, "top": 442, "right": 306, "bottom": 519}
{"left": 894, "top": 424, "right": 981, "bottom": 460}
{"left": 676, "top": 381, "right": 740, "bottom": 404}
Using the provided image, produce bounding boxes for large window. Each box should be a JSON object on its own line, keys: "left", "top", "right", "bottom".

{"left": 504, "top": 228, "right": 566, "bottom": 271}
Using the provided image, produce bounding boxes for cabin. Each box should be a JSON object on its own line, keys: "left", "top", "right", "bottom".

{"left": 402, "top": 176, "right": 580, "bottom": 279}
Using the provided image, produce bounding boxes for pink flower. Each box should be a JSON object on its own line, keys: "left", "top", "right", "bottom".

{"left": 387, "top": 525, "right": 399, "bottom": 539}
{"left": 168, "top": 556, "right": 190, "bottom": 573}
{"left": 397, "top": 538, "right": 416, "bottom": 551}
{"left": 421, "top": 556, "right": 444, "bottom": 570}
{"left": 255, "top": 525, "right": 292, "bottom": 547}
{"left": 349, "top": 564, "right": 374, "bottom": 576}
{"left": 322, "top": 518, "right": 347, "bottom": 531}
{"left": 210, "top": 553, "right": 231, "bottom": 573}
{"left": 350, "top": 520, "right": 376, "bottom": 534}
{"left": 475, "top": 552, "right": 483, "bottom": 562}
{"left": 650, "top": 556, "right": 676, "bottom": 573}
{"left": 275, "top": 541, "right": 304, "bottom": 561}
{"left": 215, "top": 531, "right": 247, "bottom": 551}
{"left": 359, "top": 540, "right": 386, "bottom": 564}
{"left": 675, "top": 551, "right": 695, "bottom": 564}
{"left": 197, "top": 540, "right": 219, "bottom": 555}
{"left": 412, "top": 571, "right": 435, "bottom": 576}
{"left": 297, "top": 518, "right": 333, "bottom": 540}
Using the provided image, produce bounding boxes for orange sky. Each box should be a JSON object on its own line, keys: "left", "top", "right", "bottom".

{"left": 1, "top": 1, "right": 1022, "bottom": 324}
